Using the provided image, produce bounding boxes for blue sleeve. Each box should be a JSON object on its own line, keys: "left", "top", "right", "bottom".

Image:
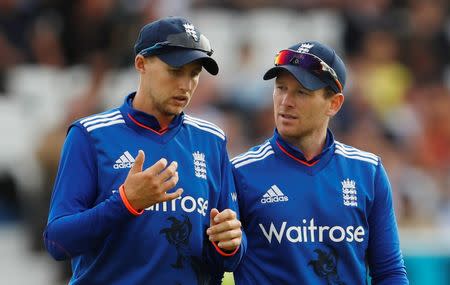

{"left": 206, "top": 140, "right": 247, "bottom": 272}
{"left": 367, "top": 161, "right": 409, "bottom": 284}
{"left": 43, "top": 125, "right": 135, "bottom": 260}
{"left": 231, "top": 165, "right": 248, "bottom": 228}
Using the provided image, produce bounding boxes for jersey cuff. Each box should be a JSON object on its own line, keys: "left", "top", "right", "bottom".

{"left": 210, "top": 241, "right": 239, "bottom": 257}
{"left": 119, "top": 184, "right": 144, "bottom": 216}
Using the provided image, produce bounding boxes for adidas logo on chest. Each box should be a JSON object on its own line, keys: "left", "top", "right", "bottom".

{"left": 261, "top": 185, "right": 289, "bottom": 204}
{"left": 113, "top": 151, "right": 135, "bottom": 169}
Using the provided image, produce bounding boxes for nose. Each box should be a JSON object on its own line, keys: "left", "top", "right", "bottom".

{"left": 178, "top": 76, "right": 193, "bottom": 93}
{"left": 280, "top": 91, "right": 295, "bottom": 107}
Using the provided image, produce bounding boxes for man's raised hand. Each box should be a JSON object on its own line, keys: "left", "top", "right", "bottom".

{"left": 123, "top": 150, "right": 183, "bottom": 210}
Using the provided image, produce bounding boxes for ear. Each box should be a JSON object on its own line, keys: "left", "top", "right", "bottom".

{"left": 134, "top": 55, "right": 146, "bottom": 73}
{"left": 326, "top": 93, "right": 344, "bottom": 117}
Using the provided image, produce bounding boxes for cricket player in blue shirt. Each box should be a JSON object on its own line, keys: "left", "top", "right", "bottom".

{"left": 232, "top": 41, "right": 408, "bottom": 284}
{"left": 44, "top": 16, "right": 245, "bottom": 285}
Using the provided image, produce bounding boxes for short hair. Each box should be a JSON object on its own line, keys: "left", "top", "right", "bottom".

{"left": 324, "top": 86, "right": 336, "bottom": 98}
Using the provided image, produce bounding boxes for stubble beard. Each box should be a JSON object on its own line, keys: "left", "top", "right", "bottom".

{"left": 158, "top": 99, "right": 186, "bottom": 117}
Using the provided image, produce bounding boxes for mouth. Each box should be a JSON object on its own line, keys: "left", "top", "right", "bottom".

{"left": 279, "top": 113, "right": 298, "bottom": 120}
{"left": 172, "top": 95, "right": 189, "bottom": 105}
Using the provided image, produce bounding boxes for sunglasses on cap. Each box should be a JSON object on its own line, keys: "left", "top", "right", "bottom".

{"left": 138, "top": 32, "right": 214, "bottom": 57}
{"left": 274, "top": 49, "right": 343, "bottom": 93}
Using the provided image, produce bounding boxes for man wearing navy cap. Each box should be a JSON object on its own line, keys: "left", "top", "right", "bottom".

{"left": 231, "top": 41, "right": 409, "bottom": 284}
{"left": 44, "top": 16, "right": 245, "bottom": 284}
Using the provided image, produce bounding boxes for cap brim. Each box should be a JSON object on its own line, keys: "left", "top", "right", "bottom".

{"left": 263, "top": 66, "right": 327, "bottom": 91}
{"left": 157, "top": 49, "right": 219, "bottom": 75}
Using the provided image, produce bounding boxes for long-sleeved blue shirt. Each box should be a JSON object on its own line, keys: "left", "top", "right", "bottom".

{"left": 44, "top": 93, "right": 246, "bottom": 285}
{"left": 231, "top": 129, "right": 408, "bottom": 284}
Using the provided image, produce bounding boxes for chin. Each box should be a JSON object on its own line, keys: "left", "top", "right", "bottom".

{"left": 166, "top": 107, "right": 184, "bottom": 116}
{"left": 277, "top": 127, "right": 293, "bottom": 137}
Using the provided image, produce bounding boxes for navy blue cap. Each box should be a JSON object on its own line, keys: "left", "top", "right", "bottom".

{"left": 134, "top": 16, "right": 219, "bottom": 75}
{"left": 264, "top": 41, "right": 346, "bottom": 93}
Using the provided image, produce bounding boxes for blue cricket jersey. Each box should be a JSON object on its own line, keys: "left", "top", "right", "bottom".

{"left": 44, "top": 93, "right": 246, "bottom": 285}
{"left": 231, "top": 130, "right": 408, "bottom": 285}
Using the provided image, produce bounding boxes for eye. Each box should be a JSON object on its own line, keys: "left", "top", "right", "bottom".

{"left": 297, "top": 89, "right": 310, "bottom": 95}
{"left": 276, "top": 85, "right": 286, "bottom": 91}
{"left": 168, "top": 68, "right": 182, "bottom": 76}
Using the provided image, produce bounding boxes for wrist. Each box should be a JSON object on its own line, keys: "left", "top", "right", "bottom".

{"left": 119, "top": 184, "right": 144, "bottom": 216}
{"left": 210, "top": 241, "right": 239, "bottom": 257}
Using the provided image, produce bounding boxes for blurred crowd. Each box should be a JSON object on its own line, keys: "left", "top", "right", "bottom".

{"left": 0, "top": 0, "right": 449, "bottom": 282}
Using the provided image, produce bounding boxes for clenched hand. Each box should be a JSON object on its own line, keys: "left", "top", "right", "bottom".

{"left": 206, "top": 208, "right": 242, "bottom": 251}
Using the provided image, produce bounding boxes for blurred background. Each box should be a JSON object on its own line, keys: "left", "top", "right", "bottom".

{"left": 0, "top": 0, "right": 449, "bottom": 284}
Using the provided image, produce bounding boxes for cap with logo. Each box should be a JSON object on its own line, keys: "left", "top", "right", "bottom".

{"left": 263, "top": 41, "right": 346, "bottom": 93}
{"left": 134, "top": 16, "right": 219, "bottom": 75}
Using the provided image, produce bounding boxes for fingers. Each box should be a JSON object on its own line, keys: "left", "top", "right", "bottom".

{"left": 158, "top": 161, "right": 178, "bottom": 182}
{"left": 160, "top": 188, "right": 184, "bottom": 202}
{"left": 160, "top": 170, "right": 179, "bottom": 191}
{"left": 211, "top": 209, "right": 236, "bottom": 224}
{"left": 144, "top": 160, "right": 179, "bottom": 194}
{"left": 146, "top": 157, "right": 169, "bottom": 176}
{"left": 151, "top": 160, "right": 180, "bottom": 202}
{"left": 123, "top": 154, "right": 182, "bottom": 209}
{"left": 215, "top": 237, "right": 242, "bottom": 251}
{"left": 207, "top": 218, "right": 242, "bottom": 251}
{"left": 207, "top": 219, "right": 242, "bottom": 238}
{"left": 207, "top": 209, "right": 242, "bottom": 248}
{"left": 128, "top": 150, "right": 145, "bottom": 176}
{"left": 210, "top": 208, "right": 220, "bottom": 226}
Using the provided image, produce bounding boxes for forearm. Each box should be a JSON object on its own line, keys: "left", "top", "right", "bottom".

{"left": 44, "top": 193, "right": 133, "bottom": 260}
{"left": 371, "top": 270, "right": 409, "bottom": 285}
{"left": 368, "top": 243, "right": 408, "bottom": 283}
{"left": 368, "top": 163, "right": 409, "bottom": 284}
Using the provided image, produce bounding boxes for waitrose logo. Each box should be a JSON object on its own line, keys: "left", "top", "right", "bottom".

{"left": 146, "top": 195, "right": 208, "bottom": 216}
{"left": 259, "top": 218, "right": 365, "bottom": 244}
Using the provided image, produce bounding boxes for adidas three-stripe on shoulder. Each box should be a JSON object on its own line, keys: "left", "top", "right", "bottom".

{"left": 231, "top": 141, "right": 274, "bottom": 169}
{"left": 334, "top": 141, "right": 379, "bottom": 166}
{"left": 183, "top": 115, "right": 225, "bottom": 140}
{"left": 80, "top": 110, "right": 125, "bottom": 132}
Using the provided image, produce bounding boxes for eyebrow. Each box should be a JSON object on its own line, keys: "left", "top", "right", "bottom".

{"left": 275, "top": 78, "right": 310, "bottom": 92}
{"left": 297, "top": 86, "right": 310, "bottom": 93}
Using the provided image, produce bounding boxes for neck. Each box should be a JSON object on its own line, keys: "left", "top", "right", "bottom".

{"left": 283, "top": 128, "right": 328, "bottom": 161}
{"left": 133, "top": 88, "right": 173, "bottom": 129}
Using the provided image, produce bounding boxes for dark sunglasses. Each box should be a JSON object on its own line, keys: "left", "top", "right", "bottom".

{"left": 274, "top": 49, "right": 343, "bottom": 93}
{"left": 138, "top": 32, "right": 214, "bottom": 57}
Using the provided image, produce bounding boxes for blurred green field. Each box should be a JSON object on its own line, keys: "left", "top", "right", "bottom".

{"left": 223, "top": 272, "right": 234, "bottom": 285}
